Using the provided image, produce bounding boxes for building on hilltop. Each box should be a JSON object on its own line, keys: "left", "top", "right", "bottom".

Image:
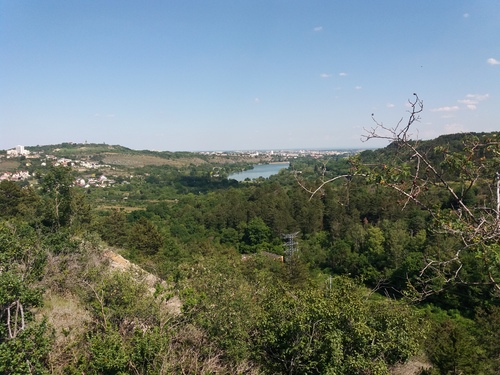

{"left": 6, "top": 145, "right": 30, "bottom": 157}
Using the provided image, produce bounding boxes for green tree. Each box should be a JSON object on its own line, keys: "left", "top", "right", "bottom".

{"left": 476, "top": 307, "right": 500, "bottom": 373}
{"left": 0, "top": 181, "right": 25, "bottom": 218}
{"left": 364, "top": 225, "right": 385, "bottom": 256}
{"left": 96, "top": 210, "right": 129, "bottom": 247}
{"left": 0, "top": 220, "right": 51, "bottom": 374}
{"left": 0, "top": 180, "right": 39, "bottom": 220}
{"left": 87, "top": 329, "right": 129, "bottom": 375}
{"left": 240, "top": 217, "right": 272, "bottom": 253}
{"left": 255, "top": 277, "right": 426, "bottom": 374}
{"left": 356, "top": 95, "right": 500, "bottom": 299}
{"left": 128, "top": 217, "right": 164, "bottom": 255}
{"left": 425, "top": 318, "right": 480, "bottom": 375}
{"left": 38, "top": 166, "right": 74, "bottom": 228}
{"left": 38, "top": 165, "right": 91, "bottom": 230}
{"left": 180, "top": 255, "right": 261, "bottom": 362}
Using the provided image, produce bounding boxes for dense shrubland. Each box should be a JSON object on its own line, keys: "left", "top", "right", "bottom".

{"left": 1, "top": 131, "right": 500, "bottom": 374}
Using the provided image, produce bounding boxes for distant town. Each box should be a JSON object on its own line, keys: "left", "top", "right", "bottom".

{"left": 198, "top": 148, "right": 361, "bottom": 159}
{"left": 0, "top": 144, "right": 115, "bottom": 187}
{"left": 0, "top": 143, "right": 363, "bottom": 186}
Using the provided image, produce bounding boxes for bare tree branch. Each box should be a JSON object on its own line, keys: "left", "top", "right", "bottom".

{"left": 294, "top": 172, "right": 354, "bottom": 201}
{"left": 300, "top": 93, "right": 500, "bottom": 298}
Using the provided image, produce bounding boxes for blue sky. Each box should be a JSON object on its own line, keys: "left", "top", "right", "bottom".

{"left": 1, "top": 1, "right": 499, "bottom": 151}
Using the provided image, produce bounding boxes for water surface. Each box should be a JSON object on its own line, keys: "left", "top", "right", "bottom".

{"left": 228, "top": 163, "right": 289, "bottom": 181}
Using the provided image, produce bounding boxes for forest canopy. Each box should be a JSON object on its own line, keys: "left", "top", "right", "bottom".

{"left": 1, "top": 126, "right": 499, "bottom": 374}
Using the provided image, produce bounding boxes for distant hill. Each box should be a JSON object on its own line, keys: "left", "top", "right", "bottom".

{"left": 359, "top": 131, "right": 500, "bottom": 164}
{"left": 4, "top": 132, "right": 499, "bottom": 170}
{"left": 1, "top": 142, "right": 274, "bottom": 169}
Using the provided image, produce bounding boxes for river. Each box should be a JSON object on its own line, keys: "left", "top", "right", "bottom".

{"left": 228, "top": 162, "right": 290, "bottom": 182}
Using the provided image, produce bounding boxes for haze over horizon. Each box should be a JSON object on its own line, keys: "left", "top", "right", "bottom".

{"left": 2, "top": 1, "right": 499, "bottom": 152}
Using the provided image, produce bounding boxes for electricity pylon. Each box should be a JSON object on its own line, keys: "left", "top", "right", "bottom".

{"left": 282, "top": 232, "right": 299, "bottom": 263}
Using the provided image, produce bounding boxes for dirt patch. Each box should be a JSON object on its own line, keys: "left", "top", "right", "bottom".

{"left": 104, "top": 250, "right": 182, "bottom": 315}
{"left": 97, "top": 205, "right": 146, "bottom": 212}
{"left": 391, "top": 357, "right": 431, "bottom": 375}
{"left": 104, "top": 250, "right": 132, "bottom": 269}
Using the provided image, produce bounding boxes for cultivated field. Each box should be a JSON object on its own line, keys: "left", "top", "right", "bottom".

{"left": 0, "top": 159, "right": 21, "bottom": 171}
{"left": 102, "top": 152, "right": 272, "bottom": 168}
{"left": 102, "top": 153, "right": 207, "bottom": 167}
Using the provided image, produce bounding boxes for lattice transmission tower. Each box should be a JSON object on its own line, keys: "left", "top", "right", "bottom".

{"left": 282, "top": 232, "right": 299, "bottom": 263}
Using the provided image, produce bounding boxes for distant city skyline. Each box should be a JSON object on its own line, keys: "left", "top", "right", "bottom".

{"left": 2, "top": 1, "right": 499, "bottom": 151}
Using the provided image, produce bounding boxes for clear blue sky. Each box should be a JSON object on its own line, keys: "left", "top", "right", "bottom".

{"left": 1, "top": 1, "right": 499, "bottom": 151}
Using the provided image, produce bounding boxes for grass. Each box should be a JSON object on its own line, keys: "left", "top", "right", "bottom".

{"left": 0, "top": 159, "right": 21, "bottom": 171}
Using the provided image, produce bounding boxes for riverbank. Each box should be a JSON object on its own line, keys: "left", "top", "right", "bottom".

{"left": 228, "top": 162, "right": 290, "bottom": 181}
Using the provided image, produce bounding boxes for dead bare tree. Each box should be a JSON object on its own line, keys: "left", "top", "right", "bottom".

{"left": 363, "top": 93, "right": 500, "bottom": 297}
{"left": 2, "top": 300, "right": 26, "bottom": 339}
{"left": 294, "top": 156, "right": 365, "bottom": 201}
{"left": 297, "top": 94, "right": 500, "bottom": 300}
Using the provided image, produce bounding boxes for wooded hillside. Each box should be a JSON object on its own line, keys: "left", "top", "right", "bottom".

{"left": 1, "top": 130, "right": 499, "bottom": 374}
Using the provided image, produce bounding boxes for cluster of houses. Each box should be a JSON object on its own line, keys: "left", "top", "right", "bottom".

{"left": 74, "top": 175, "right": 116, "bottom": 188}
{"left": 52, "top": 157, "right": 110, "bottom": 170}
{"left": 0, "top": 170, "right": 31, "bottom": 182}
{"left": 200, "top": 148, "right": 358, "bottom": 160}
{"left": 1, "top": 145, "right": 115, "bottom": 188}
{"left": 1, "top": 168, "right": 116, "bottom": 189}
{"left": 3, "top": 145, "right": 110, "bottom": 169}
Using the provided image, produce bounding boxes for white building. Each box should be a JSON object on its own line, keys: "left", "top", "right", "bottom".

{"left": 6, "top": 145, "right": 30, "bottom": 157}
